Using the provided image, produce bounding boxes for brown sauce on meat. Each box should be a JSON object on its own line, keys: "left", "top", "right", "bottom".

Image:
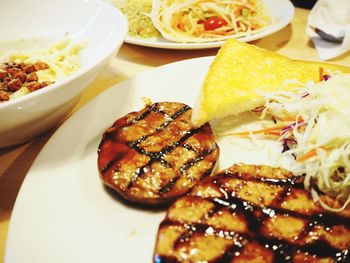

{"left": 98, "top": 102, "right": 219, "bottom": 203}
{"left": 154, "top": 167, "right": 350, "bottom": 262}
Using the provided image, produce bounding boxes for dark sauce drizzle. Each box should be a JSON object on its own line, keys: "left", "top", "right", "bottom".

{"left": 155, "top": 172, "right": 350, "bottom": 263}
{"left": 225, "top": 170, "right": 305, "bottom": 190}
{"left": 179, "top": 147, "right": 216, "bottom": 174}
{"left": 126, "top": 126, "right": 202, "bottom": 189}
{"left": 182, "top": 143, "right": 199, "bottom": 154}
{"left": 101, "top": 151, "right": 128, "bottom": 175}
{"left": 159, "top": 148, "right": 217, "bottom": 195}
{"left": 128, "top": 102, "right": 159, "bottom": 125}
{"left": 101, "top": 103, "right": 217, "bottom": 195}
{"left": 128, "top": 104, "right": 191, "bottom": 150}
{"left": 102, "top": 103, "right": 189, "bottom": 175}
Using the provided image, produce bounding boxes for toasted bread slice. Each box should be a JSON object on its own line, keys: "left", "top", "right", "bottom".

{"left": 191, "top": 39, "right": 350, "bottom": 127}
{"left": 153, "top": 164, "right": 350, "bottom": 262}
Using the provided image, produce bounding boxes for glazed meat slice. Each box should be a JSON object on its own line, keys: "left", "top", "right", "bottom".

{"left": 97, "top": 102, "right": 219, "bottom": 204}
{"left": 153, "top": 164, "right": 350, "bottom": 262}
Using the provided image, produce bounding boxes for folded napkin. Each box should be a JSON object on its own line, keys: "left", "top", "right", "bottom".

{"left": 307, "top": 0, "right": 350, "bottom": 60}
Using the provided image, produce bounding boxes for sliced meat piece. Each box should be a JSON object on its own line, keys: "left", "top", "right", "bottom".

{"left": 98, "top": 102, "right": 219, "bottom": 205}
{"left": 153, "top": 164, "right": 350, "bottom": 262}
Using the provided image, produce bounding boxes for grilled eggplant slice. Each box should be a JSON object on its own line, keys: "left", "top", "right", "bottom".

{"left": 154, "top": 164, "right": 350, "bottom": 262}
{"left": 98, "top": 102, "right": 219, "bottom": 205}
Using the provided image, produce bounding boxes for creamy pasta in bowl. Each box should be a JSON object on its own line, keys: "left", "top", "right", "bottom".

{"left": 0, "top": 37, "right": 85, "bottom": 102}
{"left": 0, "top": 0, "right": 127, "bottom": 148}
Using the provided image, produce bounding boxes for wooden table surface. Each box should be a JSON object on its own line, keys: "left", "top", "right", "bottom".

{"left": 1, "top": 7, "right": 349, "bottom": 262}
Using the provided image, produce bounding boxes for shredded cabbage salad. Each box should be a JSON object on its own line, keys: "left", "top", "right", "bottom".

{"left": 233, "top": 70, "right": 350, "bottom": 212}
{"left": 151, "top": 0, "right": 272, "bottom": 42}
{"left": 113, "top": 0, "right": 160, "bottom": 38}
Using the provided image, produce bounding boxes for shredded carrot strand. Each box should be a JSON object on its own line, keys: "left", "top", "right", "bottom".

{"left": 281, "top": 116, "right": 303, "bottom": 122}
{"left": 319, "top": 66, "right": 330, "bottom": 81}
{"left": 231, "top": 125, "right": 286, "bottom": 136}
{"left": 297, "top": 149, "right": 317, "bottom": 162}
{"left": 265, "top": 131, "right": 281, "bottom": 136}
{"left": 297, "top": 147, "right": 325, "bottom": 162}
{"left": 319, "top": 67, "right": 325, "bottom": 82}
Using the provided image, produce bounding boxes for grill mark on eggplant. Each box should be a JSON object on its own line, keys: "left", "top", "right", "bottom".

{"left": 128, "top": 102, "right": 159, "bottom": 124}
{"left": 161, "top": 203, "right": 348, "bottom": 262}
{"left": 222, "top": 170, "right": 305, "bottom": 189}
{"left": 210, "top": 190, "right": 350, "bottom": 227}
{"left": 214, "top": 244, "right": 244, "bottom": 263}
{"left": 158, "top": 147, "right": 217, "bottom": 195}
{"left": 128, "top": 104, "right": 191, "bottom": 148}
{"left": 182, "top": 143, "right": 199, "bottom": 153}
{"left": 98, "top": 102, "right": 220, "bottom": 205}
{"left": 179, "top": 146, "right": 216, "bottom": 174}
{"left": 162, "top": 218, "right": 347, "bottom": 262}
{"left": 101, "top": 104, "right": 191, "bottom": 175}
{"left": 202, "top": 167, "right": 214, "bottom": 177}
{"left": 155, "top": 168, "right": 350, "bottom": 262}
{"left": 127, "top": 127, "right": 204, "bottom": 190}
{"left": 128, "top": 129, "right": 195, "bottom": 158}
{"left": 158, "top": 178, "right": 179, "bottom": 196}
{"left": 127, "top": 104, "right": 192, "bottom": 157}
{"left": 100, "top": 103, "right": 189, "bottom": 152}
{"left": 100, "top": 151, "right": 128, "bottom": 175}
{"left": 98, "top": 104, "right": 160, "bottom": 173}
{"left": 158, "top": 166, "right": 214, "bottom": 197}
{"left": 100, "top": 102, "right": 217, "bottom": 194}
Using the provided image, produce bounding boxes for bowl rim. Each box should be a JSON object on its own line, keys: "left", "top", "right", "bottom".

{"left": 0, "top": 0, "right": 128, "bottom": 110}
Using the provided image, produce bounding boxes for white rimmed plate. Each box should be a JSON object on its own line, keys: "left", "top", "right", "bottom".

{"left": 124, "top": 0, "right": 294, "bottom": 50}
{"left": 5, "top": 57, "right": 290, "bottom": 262}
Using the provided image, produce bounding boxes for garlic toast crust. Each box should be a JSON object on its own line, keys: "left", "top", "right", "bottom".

{"left": 191, "top": 39, "right": 350, "bottom": 127}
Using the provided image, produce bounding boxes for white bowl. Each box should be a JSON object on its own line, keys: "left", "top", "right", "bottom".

{"left": 0, "top": 0, "right": 128, "bottom": 148}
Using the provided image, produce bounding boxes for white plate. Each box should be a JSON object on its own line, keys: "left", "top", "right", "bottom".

{"left": 5, "top": 57, "right": 289, "bottom": 263}
{"left": 124, "top": 0, "right": 295, "bottom": 50}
